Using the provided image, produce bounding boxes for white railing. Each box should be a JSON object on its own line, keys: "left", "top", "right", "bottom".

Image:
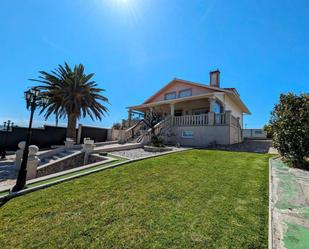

{"left": 173, "top": 114, "right": 209, "bottom": 126}
{"left": 214, "top": 113, "right": 226, "bottom": 125}
{"left": 171, "top": 113, "right": 237, "bottom": 126}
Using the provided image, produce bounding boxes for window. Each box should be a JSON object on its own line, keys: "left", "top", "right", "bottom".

{"left": 182, "top": 131, "right": 194, "bottom": 138}
{"left": 164, "top": 91, "right": 176, "bottom": 100}
{"left": 178, "top": 89, "right": 192, "bottom": 98}
{"left": 214, "top": 101, "right": 223, "bottom": 113}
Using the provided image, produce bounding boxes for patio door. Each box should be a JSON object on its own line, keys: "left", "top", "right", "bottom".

{"left": 174, "top": 109, "right": 183, "bottom": 116}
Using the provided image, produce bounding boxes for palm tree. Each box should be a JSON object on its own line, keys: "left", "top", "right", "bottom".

{"left": 31, "top": 62, "right": 109, "bottom": 141}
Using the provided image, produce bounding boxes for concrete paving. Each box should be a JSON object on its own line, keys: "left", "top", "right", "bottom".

{"left": 94, "top": 142, "right": 143, "bottom": 152}
{"left": 0, "top": 161, "right": 16, "bottom": 191}
{"left": 110, "top": 147, "right": 187, "bottom": 160}
{"left": 270, "top": 158, "right": 309, "bottom": 249}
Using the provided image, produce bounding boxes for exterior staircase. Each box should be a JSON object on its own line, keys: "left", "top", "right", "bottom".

{"left": 38, "top": 149, "right": 79, "bottom": 165}
{"left": 121, "top": 116, "right": 172, "bottom": 145}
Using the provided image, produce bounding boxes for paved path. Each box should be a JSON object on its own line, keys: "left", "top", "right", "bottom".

{"left": 111, "top": 147, "right": 186, "bottom": 160}
{"left": 271, "top": 158, "right": 309, "bottom": 249}
{"left": 0, "top": 161, "right": 16, "bottom": 191}
{"left": 94, "top": 142, "right": 142, "bottom": 152}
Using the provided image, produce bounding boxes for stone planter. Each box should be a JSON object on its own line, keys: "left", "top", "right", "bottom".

{"left": 143, "top": 146, "right": 172, "bottom": 153}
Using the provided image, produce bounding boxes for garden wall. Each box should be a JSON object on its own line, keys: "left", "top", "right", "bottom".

{"left": 0, "top": 125, "right": 109, "bottom": 150}
{"left": 36, "top": 153, "right": 107, "bottom": 177}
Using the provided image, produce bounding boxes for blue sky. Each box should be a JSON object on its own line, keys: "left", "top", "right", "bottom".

{"left": 0, "top": 0, "right": 308, "bottom": 128}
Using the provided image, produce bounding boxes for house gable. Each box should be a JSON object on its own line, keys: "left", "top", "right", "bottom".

{"left": 143, "top": 79, "right": 218, "bottom": 104}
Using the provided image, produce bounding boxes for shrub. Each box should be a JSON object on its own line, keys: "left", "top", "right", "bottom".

{"left": 263, "top": 124, "right": 273, "bottom": 139}
{"left": 270, "top": 93, "right": 309, "bottom": 169}
{"left": 151, "top": 134, "right": 165, "bottom": 147}
{"left": 112, "top": 123, "right": 122, "bottom": 130}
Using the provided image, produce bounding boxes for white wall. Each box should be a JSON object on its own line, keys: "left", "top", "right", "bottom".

{"left": 167, "top": 126, "right": 231, "bottom": 147}
{"left": 217, "top": 94, "right": 243, "bottom": 128}
{"left": 243, "top": 129, "right": 267, "bottom": 139}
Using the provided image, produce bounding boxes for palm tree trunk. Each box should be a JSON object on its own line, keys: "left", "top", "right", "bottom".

{"left": 67, "top": 113, "right": 77, "bottom": 142}
{"left": 55, "top": 113, "right": 59, "bottom": 127}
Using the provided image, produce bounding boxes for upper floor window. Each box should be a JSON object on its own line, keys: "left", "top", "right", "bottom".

{"left": 214, "top": 101, "right": 223, "bottom": 113}
{"left": 164, "top": 91, "right": 176, "bottom": 100}
{"left": 178, "top": 89, "right": 192, "bottom": 98}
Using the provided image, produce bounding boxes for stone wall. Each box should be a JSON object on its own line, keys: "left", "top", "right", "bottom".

{"left": 37, "top": 153, "right": 106, "bottom": 177}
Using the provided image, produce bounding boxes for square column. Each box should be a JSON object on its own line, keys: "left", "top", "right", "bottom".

{"left": 170, "top": 103, "right": 175, "bottom": 116}
{"left": 209, "top": 97, "right": 216, "bottom": 112}
{"left": 128, "top": 109, "right": 132, "bottom": 127}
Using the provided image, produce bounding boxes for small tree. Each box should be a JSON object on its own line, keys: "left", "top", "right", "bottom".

{"left": 263, "top": 123, "right": 273, "bottom": 139}
{"left": 269, "top": 93, "right": 309, "bottom": 169}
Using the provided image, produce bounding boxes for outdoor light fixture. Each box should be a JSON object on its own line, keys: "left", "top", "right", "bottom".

{"left": 12, "top": 87, "right": 45, "bottom": 192}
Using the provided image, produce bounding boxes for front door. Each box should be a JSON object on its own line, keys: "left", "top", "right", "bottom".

{"left": 174, "top": 109, "right": 183, "bottom": 116}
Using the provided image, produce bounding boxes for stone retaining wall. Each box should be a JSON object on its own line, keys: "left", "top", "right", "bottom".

{"left": 37, "top": 153, "right": 106, "bottom": 177}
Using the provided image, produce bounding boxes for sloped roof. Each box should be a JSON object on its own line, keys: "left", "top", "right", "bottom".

{"left": 140, "top": 78, "right": 250, "bottom": 114}
{"left": 143, "top": 78, "right": 225, "bottom": 104}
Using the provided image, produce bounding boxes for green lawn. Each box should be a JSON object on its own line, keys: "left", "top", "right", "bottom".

{"left": 0, "top": 150, "right": 271, "bottom": 249}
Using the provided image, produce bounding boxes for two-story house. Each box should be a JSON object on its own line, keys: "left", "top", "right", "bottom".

{"left": 124, "top": 70, "right": 250, "bottom": 147}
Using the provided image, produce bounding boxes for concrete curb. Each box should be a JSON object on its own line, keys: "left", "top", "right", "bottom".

{"left": 0, "top": 148, "right": 191, "bottom": 202}
{"left": 269, "top": 158, "right": 273, "bottom": 249}
{"left": 0, "top": 157, "right": 117, "bottom": 194}
{"left": 268, "top": 155, "right": 281, "bottom": 249}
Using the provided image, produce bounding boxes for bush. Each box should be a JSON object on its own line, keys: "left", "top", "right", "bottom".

{"left": 151, "top": 135, "right": 165, "bottom": 147}
{"left": 263, "top": 124, "right": 273, "bottom": 139}
{"left": 269, "top": 93, "right": 309, "bottom": 169}
{"left": 112, "top": 123, "right": 122, "bottom": 130}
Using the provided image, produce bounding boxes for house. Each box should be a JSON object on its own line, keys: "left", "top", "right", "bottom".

{"left": 124, "top": 70, "right": 250, "bottom": 147}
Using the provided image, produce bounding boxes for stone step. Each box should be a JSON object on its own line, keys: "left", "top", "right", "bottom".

{"left": 95, "top": 140, "right": 119, "bottom": 146}
{"left": 94, "top": 142, "right": 143, "bottom": 153}
{"left": 59, "top": 152, "right": 70, "bottom": 157}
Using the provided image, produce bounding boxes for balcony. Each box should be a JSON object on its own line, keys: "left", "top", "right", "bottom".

{"left": 172, "top": 111, "right": 239, "bottom": 127}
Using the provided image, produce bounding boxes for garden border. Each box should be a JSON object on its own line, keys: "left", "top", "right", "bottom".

{"left": 268, "top": 155, "right": 281, "bottom": 249}
{"left": 269, "top": 158, "right": 273, "bottom": 249}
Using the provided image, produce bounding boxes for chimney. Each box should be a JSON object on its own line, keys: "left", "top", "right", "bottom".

{"left": 210, "top": 69, "right": 220, "bottom": 88}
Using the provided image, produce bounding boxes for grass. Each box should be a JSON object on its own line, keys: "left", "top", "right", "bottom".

{"left": 0, "top": 150, "right": 271, "bottom": 249}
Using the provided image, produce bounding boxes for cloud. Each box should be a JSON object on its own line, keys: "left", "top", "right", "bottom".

{"left": 200, "top": 0, "right": 218, "bottom": 23}
{"left": 42, "top": 37, "right": 67, "bottom": 52}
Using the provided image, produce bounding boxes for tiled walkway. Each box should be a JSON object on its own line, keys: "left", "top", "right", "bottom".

{"left": 271, "top": 158, "right": 309, "bottom": 249}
